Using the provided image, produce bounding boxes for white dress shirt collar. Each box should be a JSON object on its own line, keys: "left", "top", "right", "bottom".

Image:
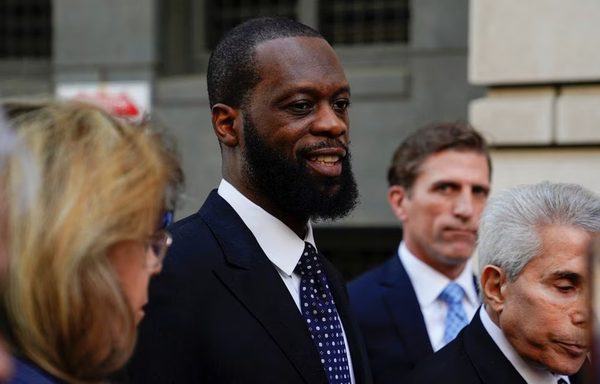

{"left": 218, "top": 179, "right": 316, "bottom": 277}
{"left": 398, "top": 241, "right": 478, "bottom": 307}
{"left": 480, "top": 307, "right": 570, "bottom": 384}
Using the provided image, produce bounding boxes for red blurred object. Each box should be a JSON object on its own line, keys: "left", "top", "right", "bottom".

{"left": 73, "top": 91, "right": 141, "bottom": 118}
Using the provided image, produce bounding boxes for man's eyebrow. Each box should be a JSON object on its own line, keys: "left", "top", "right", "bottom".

{"left": 552, "top": 271, "right": 582, "bottom": 282}
{"left": 274, "top": 84, "right": 351, "bottom": 102}
{"left": 333, "top": 85, "right": 351, "bottom": 98}
{"left": 431, "top": 180, "right": 460, "bottom": 188}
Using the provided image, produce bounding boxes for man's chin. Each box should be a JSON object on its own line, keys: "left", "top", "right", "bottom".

{"left": 444, "top": 242, "right": 476, "bottom": 260}
{"left": 315, "top": 181, "right": 342, "bottom": 197}
{"left": 542, "top": 357, "right": 586, "bottom": 377}
{"left": 523, "top": 348, "right": 588, "bottom": 376}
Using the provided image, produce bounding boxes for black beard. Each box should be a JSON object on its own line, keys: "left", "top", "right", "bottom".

{"left": 242, "top": 114, "right": 359, "bottom": 222}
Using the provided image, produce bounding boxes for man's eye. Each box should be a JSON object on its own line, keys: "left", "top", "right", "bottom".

{"left": 289, "top": 101, "right": 312, "bottom": 111}
{"left": 473, "top": 186, "right": 490, "bottom": 197}
{"left": 557, "top": 285, "right": 574, "bottom": 292}
{"left": 333, "top": 99, "right": 350, "bottom": 111}
{"left": 438, "top": 184, "right": 455, "bottom": 194}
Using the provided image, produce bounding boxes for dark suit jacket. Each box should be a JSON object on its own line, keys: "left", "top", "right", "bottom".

{"left": 410, "top": 308, "right": 590, "bottom": 383}
{"left": 8, "top": 357, "right": 64, "bottom": 384}
{"left": 129, "top": 190, "right": 372, "bottom": 383}
{"left": 348, "top": 256, "right": 433, "bottom": 384}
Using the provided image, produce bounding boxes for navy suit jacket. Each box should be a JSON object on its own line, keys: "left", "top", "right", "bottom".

{"left": 348, "top": 256, "right": 433, "bottom": 384}
{"left": 129, "top": 190, "right": 372, "bottom": 383}
{"left": 410, "top": 308, "right": 590, "bottom": 383}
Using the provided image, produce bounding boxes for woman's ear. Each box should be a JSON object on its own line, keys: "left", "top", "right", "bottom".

{"left": 212, "top": 103, "right": 241, "bottom": 147}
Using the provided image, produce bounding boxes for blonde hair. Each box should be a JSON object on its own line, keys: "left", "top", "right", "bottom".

{"left": 2, "top": 99, "right": 183, "bottom": 382}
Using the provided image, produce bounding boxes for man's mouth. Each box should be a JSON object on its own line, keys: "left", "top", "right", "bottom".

{"left": 556, "top": 341, "right": 589, "bottom": 356}
{"left": 304, "top": 147, "right": 346, "bottom": 177}
{"left": 309, "top": 155, "right": 340, "bottom": 166}
{"left": 444, "top": 227, "right": 477, "bottom": 237}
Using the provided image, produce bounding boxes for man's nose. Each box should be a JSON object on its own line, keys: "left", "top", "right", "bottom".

{"left": 309, "top": 104, "right": 347, "bottom": 138}
{"left": 571, "top": 292, "right": 590, "bottom": 327}
{"left": 453, "top": 191, "right": 474, "bottom": 219}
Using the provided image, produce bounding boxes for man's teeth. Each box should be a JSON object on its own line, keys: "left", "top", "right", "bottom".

{"left": 309, "top": 155, "right": 339, "bottom": 164}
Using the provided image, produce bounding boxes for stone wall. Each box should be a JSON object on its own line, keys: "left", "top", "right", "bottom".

{"left": 469, "top": 0, "right": 600, "bottom": 195}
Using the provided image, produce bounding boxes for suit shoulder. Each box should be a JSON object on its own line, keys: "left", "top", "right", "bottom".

{"left": 168, "top": 212, "right": 209, "bottom": 238}
{"left": 347, "top": 257, "right": 399, "bottom": 320}
{"left": 348, "top": 256, "right": 396, "bottom": 295}
{"left": 160, "top": 211, "right": 222, "bottom": 276}
{"left": 410, "top": 333, "right": 479, "bottom": 383}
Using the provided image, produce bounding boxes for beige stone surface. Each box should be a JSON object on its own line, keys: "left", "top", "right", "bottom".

{"left": 470, "top": 88, "right": 555, "bottom": 145}
{"left": 472, "top": 147, "right": 600, "bottom": 272}
{"left": 470, "top": 0, "right": 600, "bottom": 84}
{"left": 489, "top": 148, "right": 600, "bottom": 195}
{"left": 556, "top": 85, "right": 600, "bottom": 144}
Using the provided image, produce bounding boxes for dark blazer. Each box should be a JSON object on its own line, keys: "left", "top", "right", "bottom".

{"left": 8, "top": 357, "right": 64, "bottom": 384}
{"left": 410, "top": 308, "right": 590, "bottom": 383}
{"left": 348, "top": 256, "right": 432, "bottom": 384}
{"left": 129, "top": 190, "right": 372, "bottom": 384}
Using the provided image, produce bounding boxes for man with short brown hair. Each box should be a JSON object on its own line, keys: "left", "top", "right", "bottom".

{"left": 349, "top": 123, "right": 491, "bottom": 383}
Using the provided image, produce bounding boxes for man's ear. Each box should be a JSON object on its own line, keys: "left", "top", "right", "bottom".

{"left": 212, "top": 103, "right": 241, "bottom": 147}
{"left": 388, "top": 185, "right": 409, "bottom": 222}
{"left": 481, "top": 265, "right": 507, "bottom": 313}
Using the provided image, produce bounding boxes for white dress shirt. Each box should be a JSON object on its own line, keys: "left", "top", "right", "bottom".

{"left": 218, "top": 179, "right": 355, "bottom": 383}
{"left": 398, "top": 241, "right": 479, "bottom": 351}
{"left": 480, "top": 307, "right": 570, "bottom": 384}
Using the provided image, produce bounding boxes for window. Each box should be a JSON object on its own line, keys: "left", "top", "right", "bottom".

{"left": 0, "top": 0, "right": 52, "bottom": 59}
{"left": 206, "top": 0, "right": 298, "bottom": 50}
{"left": 319, "top": 0, "right": 410, "bottom": 46}
{"left": 158, "top": 0, "right": 410, "bottom": 75}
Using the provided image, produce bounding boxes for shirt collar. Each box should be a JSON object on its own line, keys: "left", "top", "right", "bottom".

{"left": 480, "top": 307, "right": 570, "bottom": 384}
{"left": 218, "top": 179, "right": 315, "bottom": 277}
{"left": 398, "top": 241, "right": 479, "bottom": 307}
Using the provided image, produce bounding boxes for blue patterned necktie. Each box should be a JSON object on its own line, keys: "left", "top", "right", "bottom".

{"left": 295, "top": 242, "right": 351, "bottom": 384}
{"left": 439, "top": 282, "right": 468, "bottom": 344}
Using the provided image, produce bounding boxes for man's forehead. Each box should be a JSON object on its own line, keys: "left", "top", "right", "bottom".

{"left": 250, "top": 36, "right": 349, "bottom": 100}
{"left": 254, "top": 35, "right": 328, "bottom": 53}
{"left": 254, "top": 37, "right": 343, "bottom": 72}
{"left": 518, "top": 227, "right": 591, "bottom": 279}
{"left": 416, "top": 150, "right": 490, "bottom": 183}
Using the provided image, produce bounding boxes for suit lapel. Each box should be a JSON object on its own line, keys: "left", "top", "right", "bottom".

{"left": 322, "top": 257, "right": 372, "bottom": 384}
{"left": 380, "top": 257, "right": 434, "bottom": 364}
{"left": 473, "top": 274, "right": 480, "bottom": 296}
{"left": 568, "top": 358, "right": 592, "bottom": 384}
{"left": 200, "top": 191, "right": 327, "bottom": 384}
{"left": 464, "top": 308, "right": 527, "bottom": 384}
{"left": 465, "top": 309, "right": 593, "bottom": 384}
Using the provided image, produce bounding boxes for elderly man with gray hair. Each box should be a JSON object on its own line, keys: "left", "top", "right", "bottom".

{"left": 412, "top": 181, "right": 599, "bottom": 384}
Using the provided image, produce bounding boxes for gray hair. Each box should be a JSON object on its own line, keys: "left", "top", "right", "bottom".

{"left": 478, "top": 181, "right": 600, "bottom": 282}
{"left": 0, "top": 108, "right": 38, "bottom": 213}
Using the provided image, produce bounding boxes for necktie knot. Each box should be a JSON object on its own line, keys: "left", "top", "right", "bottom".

{"left": 440, "top": 282, "right": 465, "bottom": 305}
{"left": 295, "top": 242, "right": 323, "bottom": 277}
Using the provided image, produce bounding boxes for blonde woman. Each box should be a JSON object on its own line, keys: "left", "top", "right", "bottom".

{"left": 1, "top": 99, "right": 183, "bottom": 383}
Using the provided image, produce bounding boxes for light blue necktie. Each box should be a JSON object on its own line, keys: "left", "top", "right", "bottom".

{"left": 439, "top": 282, "right": 468, "bottom": 344}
